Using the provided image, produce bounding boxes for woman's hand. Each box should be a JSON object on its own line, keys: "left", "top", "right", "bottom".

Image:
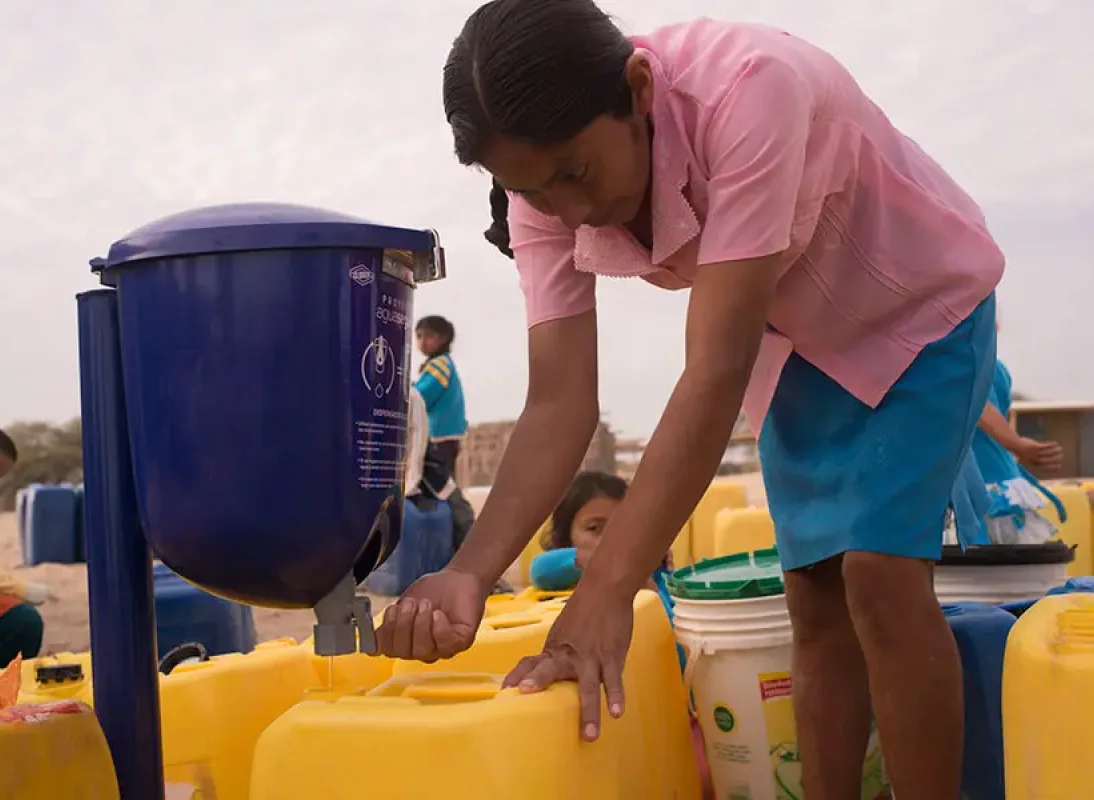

{"left": 1016, "top": 437, "right": 1064, "bottom": 471}
{"left": 374, "top": 567, "right": 490, "bottom": 662}
{"left": 503, "top": 581, "right": 636, "bottom": 741}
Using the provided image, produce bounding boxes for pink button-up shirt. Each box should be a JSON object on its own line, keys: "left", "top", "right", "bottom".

{"left": 508, "top": 20, "right": 1004, "bottom": 431}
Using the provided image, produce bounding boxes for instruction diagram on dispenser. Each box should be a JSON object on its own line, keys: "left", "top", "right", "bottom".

{"left": 360, "top": 335, "right": 398, "bottom": 399}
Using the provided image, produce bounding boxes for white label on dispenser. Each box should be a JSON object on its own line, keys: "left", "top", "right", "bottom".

{"left": 350, "top": 257, "right": 412, "bottom": 491}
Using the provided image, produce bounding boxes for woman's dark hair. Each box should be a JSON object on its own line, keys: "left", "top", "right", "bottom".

{"left": 544, "top": 470, "right": 628, "bottom": 550}
{"left": 443, "top": 0, "right": 636, "bottom": 259}
{"left": 415, "top": 315, "right": 456, "bottom": 355}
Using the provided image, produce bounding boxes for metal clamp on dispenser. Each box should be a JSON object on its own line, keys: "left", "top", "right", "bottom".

{"left": 312, "top": 572, "right": 378, "bottom": 656}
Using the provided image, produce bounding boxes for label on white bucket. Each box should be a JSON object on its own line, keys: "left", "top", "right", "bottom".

{"left": 697, "top": 665, "right": 888, "bottom": 800}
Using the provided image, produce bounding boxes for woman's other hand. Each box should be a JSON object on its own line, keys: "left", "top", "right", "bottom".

{"left": 503, "top": 582, "right": 635, "bottom": 741}
{"left": 374, "top": 567, "right": 489, "bottom": 662}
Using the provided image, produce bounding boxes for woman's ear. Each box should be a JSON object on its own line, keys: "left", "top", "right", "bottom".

{"left": 625, "top": 53, "right": 655, "bottom": 116}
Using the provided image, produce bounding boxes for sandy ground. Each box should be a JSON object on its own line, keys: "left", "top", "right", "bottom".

{"left": 2, "top": 471, "right": 767, "bottom": 656}
{"left": 0, "top": 512, "right": 319, "bottom": 655}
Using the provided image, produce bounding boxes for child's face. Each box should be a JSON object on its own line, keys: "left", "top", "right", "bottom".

{"left": 416, "top": 328, "right": 444, "bottom": 357}
{"left": 0, "top": 453, "right": 13, "bottom": 481}
{"left": 571, "top": 494, "right": 623, "bottom": 571}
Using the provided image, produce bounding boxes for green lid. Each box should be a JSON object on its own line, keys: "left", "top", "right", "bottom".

{"left": 668, "top": 546, "right": 785, "bottom": 600}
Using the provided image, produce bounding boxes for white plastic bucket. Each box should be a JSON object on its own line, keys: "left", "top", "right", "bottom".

{"left": 933, "top": 562, "right": 1069, "bottom": 605}
{"left": 933, "top": 542, "right": 1074, "bottom": 605}
{"left": 674, "top": 593, "right": 889, "bottom": 800}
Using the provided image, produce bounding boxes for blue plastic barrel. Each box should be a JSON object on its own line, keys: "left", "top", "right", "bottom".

{"left": 153, "top": 562, "right": 256, "bottom": 659}
{"left": 365, "top": 499, "right": 453, "bottom": 596}
{"left": 73, "top": 483, "right": 86, "bottom": 563}
{"left": 944, "top": 602, "right": 1015, "bottom": 800}
{"left": 96, "top": 203, "right": 443, "bottom": 607}
{"left": 23, "top": 484, "right": 80, "bottom": 566}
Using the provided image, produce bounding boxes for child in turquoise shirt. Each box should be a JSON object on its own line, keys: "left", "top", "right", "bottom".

{"left": 414, "top": 315, "right": 468, "bottom": 479}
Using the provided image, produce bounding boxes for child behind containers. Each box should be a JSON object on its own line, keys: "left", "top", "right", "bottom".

{"left": 0, "top": 429, "right": 49, "bottom": 667}
{"left": 532, "top": 471, "right": 675, "bottom": 619}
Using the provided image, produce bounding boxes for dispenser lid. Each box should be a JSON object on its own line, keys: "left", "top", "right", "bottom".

{"left": 668, "top": 546, "right": 785, "bottom": 600}
{"left": 95, "top": 202, "right": 437, "bottom": 270}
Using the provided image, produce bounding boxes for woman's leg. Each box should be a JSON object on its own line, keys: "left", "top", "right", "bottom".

{"left": 0, "top": 603, "right": 44, "bottom": 666}
{"left": 843, "top": 551, "right": 963, "bottom": 799}
{"left": 784, "top": 556, "right": 874, "bottom": 799}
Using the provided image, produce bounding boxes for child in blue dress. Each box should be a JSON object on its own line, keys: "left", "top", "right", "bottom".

{"left": 951, "top": 359, "right": 1065, "bottom": 546}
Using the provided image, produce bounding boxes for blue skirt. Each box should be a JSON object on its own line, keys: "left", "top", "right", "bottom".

{"left": 759, "top": 294, "right": 997, "bottom": 571}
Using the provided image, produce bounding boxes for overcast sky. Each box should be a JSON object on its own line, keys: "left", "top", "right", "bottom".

{"left": 1, "top": 0, "right": 1090, "bottom": 437}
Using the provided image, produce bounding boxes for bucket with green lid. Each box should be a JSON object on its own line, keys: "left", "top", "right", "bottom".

{"left": 670, "top": 546, "right": 888, "bottom": 800}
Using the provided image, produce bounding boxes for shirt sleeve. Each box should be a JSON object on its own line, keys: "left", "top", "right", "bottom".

{"left": 696, "top": 55, "right": 817, "bottom": 266}
{"left": 414, "top": 357, "right": 449, "bottom": 409}
{"left": 508, "top": 195, "right": 596, "bottom": 328}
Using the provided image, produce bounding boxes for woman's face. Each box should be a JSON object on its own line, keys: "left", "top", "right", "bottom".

{"left": 571, "top": 494, "right": 623, "bottom": 570}
{"left": 480, "top": 54, "right": 655, "bottom": 231}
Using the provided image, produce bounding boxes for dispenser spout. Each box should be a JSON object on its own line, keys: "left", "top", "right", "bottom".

{"left": 312, "top": 572, "right": 376, "bottom": 656}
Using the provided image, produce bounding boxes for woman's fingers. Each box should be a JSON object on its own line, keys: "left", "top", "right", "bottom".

{"left": 410, "top": 600, "right": 438, "bottom": 662}
{"left": 601, "top": 660, "right": 626, "bottom": 719}
{"left": 431, "top": 610, "right": 464, "bottom": 660}
{"left": 375, "top": 602, "right": 399, "bottom": 656}
{"left": 577, "top": 660, "right": 603, "bottom": 741}
{"left": 503, "top": 654, "right": 545, "bottom": 689}
{"left": 389, "top": 598, "right": 418, "bottom": 658}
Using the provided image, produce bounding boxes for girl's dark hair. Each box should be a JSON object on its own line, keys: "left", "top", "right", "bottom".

{"left": 0, "top": 428, "right": 17, "bottom": 462}
{"left": 415, "top": 315, "right": 456, "bottom": 354}
{"left": 443, "top": 0, "right": 636, "bottom": 259}
{"left": 544, "top": 470, "right": 628, "bottom": 550}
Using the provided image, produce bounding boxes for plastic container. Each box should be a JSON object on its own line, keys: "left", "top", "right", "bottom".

{"left": 153, "top": 561, "right": 256, "bottom": 660}
{"left": 18, "top": 650, "right": 94, "bottom": 694}
{"left": 690, "top": 479, "right": 749, "bottom": 562}
{"left": 158, "top": 637, "right": 317, "bottom": 798}
{"left": 1042, "top": 481, "right": 1093, "bottom": 577}
{"left": 14, "top": 486, "right": 29, "bottom": 562}
{"left": 670, "top": 548, "right": 889, "bottom": 800}
{"left": 933, "top": 542, "right": 1075, "bottom": 605}
{"left": 943, "top": 602, "right": 1016, "bottom": 800}
{"left": 73, "top": 482, "right": 86, "bottom": 563}
{"left": 22, "top": 483, "right": 80, "bottom": 566}
{"left": 364, "top": 498, "right": 454, "bottom": 596}
{"left": 253, "top": 594, "right": 700, "bottom": 800}
{"left": 482, "top": 587, "right": 571, "bottom": 618}
{"left": 0, "top": 700, "right": 119, "bottom": 798}
{"left": 1003, "top": 593, "right": 1094, "bottom": 797}
{"left": 713, "top": 507, "right": 775, "bottom": 560}
{"left": 529, "top": 547, "right": 583, "bottom": 590}
{"left": 100, "top": 203, "right": 444, "bottom": 607}
{"left": 17, "top": 659, "right": 95, "bottom": 706}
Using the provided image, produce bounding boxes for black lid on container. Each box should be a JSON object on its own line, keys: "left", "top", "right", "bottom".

{"left": 936, "top": 540, "right": 1076, "bottom": 566}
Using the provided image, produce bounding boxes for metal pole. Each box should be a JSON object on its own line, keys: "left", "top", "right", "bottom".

{"left": 77, "top": 288, "right": 165, "bottom": 800}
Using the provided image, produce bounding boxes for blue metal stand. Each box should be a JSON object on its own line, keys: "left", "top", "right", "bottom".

{"left": 77, "top": 289, "right": 165, "bottom": 800}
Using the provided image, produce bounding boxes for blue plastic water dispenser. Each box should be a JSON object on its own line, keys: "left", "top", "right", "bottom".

{"left": 76, "top": 202, "right": 445, "bottom": 799}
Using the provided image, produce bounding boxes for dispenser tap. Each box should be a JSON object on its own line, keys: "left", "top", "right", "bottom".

{"left": 312, "top": 572, "right": 377, "bottom": 656}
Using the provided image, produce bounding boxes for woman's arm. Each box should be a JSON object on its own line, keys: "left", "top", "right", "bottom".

{"left": 449, "top": 310, "right": 600, "bottom": 586}
{"left": 581, "top": 254, "right": 780, "bottom": 596}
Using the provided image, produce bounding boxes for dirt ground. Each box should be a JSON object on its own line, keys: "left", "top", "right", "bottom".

{"left": 2, "top": 471, "right": 768, "bottom": 655}
{"left": 0, "top": 512, "right": 318, "bottom": 655}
